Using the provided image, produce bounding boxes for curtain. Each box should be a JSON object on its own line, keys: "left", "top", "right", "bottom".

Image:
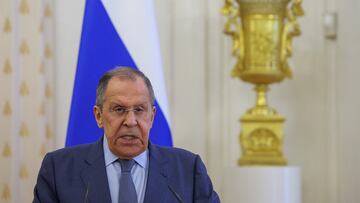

{"left": 0, "top": 0, "right": 55, "bottom": 202}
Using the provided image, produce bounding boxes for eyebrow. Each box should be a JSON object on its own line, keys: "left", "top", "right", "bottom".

{"left": 108, "top": 102, "right": 149, "bottom": 107}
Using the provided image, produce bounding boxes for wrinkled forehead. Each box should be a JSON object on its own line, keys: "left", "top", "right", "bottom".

{"left": 107, "top": 75, "right": 147, "bottom": 89}
{"left": 112, "top": 72, "right": 139, "bottom": 81}
{"left": 104, "top": 76, "right": 151, "bottom": 102}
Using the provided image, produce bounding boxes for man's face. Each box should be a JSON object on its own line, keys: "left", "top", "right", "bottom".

{"left": 93, "top": 76, "right": 155, "bottom": 159}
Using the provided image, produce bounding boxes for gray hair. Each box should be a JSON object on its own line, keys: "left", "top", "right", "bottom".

{"left": 95, "top": 67, "right": 155, "bottom": 107}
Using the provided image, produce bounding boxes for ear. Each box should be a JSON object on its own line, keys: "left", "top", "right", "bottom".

{"left": 150, "top": 105, "right": 156, "bottom": 127}
{"left": 93, "top": 105, "right": 103, "bottom": 128}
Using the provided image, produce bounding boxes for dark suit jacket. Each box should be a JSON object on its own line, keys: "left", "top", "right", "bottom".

{"left": 33, "top": 137, "right": 220, "bottom": 203}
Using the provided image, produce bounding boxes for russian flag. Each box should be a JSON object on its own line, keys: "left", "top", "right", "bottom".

{"left": 66, "top": 0, "right": 172, "bottom": 147}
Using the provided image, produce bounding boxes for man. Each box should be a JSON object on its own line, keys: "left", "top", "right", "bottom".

{"left": 33, "top": 67, "right": 220, "bottom": 203}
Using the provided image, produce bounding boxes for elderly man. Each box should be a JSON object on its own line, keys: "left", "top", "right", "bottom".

{"left": 33, "top": 67, "right": 220, "bottom": 203}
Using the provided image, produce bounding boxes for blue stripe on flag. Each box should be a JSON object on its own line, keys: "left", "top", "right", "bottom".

{"left": 66, "top": 0, "right": 172, "bottom": 147}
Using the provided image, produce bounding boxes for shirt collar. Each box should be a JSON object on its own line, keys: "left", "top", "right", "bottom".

{"left": 103, "top": 135, "right": 148, "bottom": 168}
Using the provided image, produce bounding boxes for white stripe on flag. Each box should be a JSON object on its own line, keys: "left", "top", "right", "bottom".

{"left": 101, "top": 0, "right": 171, "bottom": 125}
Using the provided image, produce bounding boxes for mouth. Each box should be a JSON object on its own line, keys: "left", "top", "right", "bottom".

{"left": 120, "top": 134, "right": 138, "bottom": 140}
{"left": 117, "top": 134, "right": 140, "bottom": 144}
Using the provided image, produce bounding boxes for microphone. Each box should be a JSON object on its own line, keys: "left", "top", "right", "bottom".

{"left": 84, "top": 182, "right": 89, "bottom": 203}
{"left": 168, "top": 185, "right": 184, "bottom": 203}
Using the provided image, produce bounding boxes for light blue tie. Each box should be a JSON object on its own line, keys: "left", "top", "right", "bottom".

{"left": 118, "top": 159, "right": 137, "bottom": 203}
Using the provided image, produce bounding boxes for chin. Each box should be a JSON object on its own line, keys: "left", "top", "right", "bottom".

{"left": 116, "top": 146, "right": 146, "bottom": 159}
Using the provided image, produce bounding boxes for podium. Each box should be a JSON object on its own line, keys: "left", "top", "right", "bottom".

{"left": 223, "top": 167, "right": 301, "bottom": 203}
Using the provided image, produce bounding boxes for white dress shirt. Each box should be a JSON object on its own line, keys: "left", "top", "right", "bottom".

{"left": 103, "top": 136, "right": 149, "bottom": 203}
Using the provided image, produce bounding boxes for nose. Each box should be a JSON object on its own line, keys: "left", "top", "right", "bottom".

{"left": 123, "top": 110, "right": 137, "bottom": 127}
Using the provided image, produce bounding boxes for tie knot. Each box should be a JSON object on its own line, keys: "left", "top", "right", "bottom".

{"left": 119, "top": 159, "right": 135, "bottom": 173}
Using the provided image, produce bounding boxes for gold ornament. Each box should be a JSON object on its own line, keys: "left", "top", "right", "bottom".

{"left": 45, "top": 83, "right": 52, "bottom": 98}
{"left": 19, "top": 164, "right": 29, "bottom": 179}
{"left": 46, "top": 124, "right": 53, "bottom": 139}
{"left": 20, "top": 81, "right": 30, "bottom": 96}
{"left": 39, "top": 20, "right": 44, "bottom": 33}
{"left": 39, "top": 61, "right": 45, "bottom": 73}
{"left": 39, "top": 101, "right": 45, "bottom": 115}
{"left": 20, "top": 122, "right": 29, "bottom": 137}
{"left": 44, "top": 3, "right": 53, "bottom": 17}
{"left": 20, "top": 40, "right": 30, "bottom": 55}
{"left": 45, "top": 43, "right": 53, "bottom": 59}
{"left": 2, "top": 143, "right": 11, "bottom": 157}
{"left": 1, "top": 184, "right": 11, "bottom": 200}
{"left": 3, "top": 58, "right": 12, "bottom": 74}
{"left": 40, "top": 143, "right": 47, "bottom": 156}
{"left": 3, "top": 17, "right": 11, "bottom": 33}
{"left": 19, "top": 0, "right": 30, "bottom": 14}
{"left": 3, "top": 101, "right": 12, "bottom": 116}
{"left": 222, "top": 0, "right": 304, "bottom": 165}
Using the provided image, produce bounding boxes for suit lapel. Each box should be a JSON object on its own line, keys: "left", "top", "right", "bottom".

{"left": 79, "top": 140, "right": 175, "bottom": 203}
{"left": 80, "top": 138, "right": 112, "bottom": 203}
{"left": 143, "top": 143, "right": 171, "bottom": 203}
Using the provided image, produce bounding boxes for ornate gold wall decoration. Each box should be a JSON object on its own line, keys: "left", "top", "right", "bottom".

{"left": 20, "top": 122, "right": 29, "bottom": 137}
{"left": 19, "top": 164, "right": 29, "bottom": 179}
{"left": 222, "top": 0, "right": 303, "bottom": 165}
{"left": 3, "top": 58, "right": 12, "bottom": 74}
{"left": 19, "top": 0, "right": 30, "bottom": 14}
{"left": 1, "top": 184, "right": 11, "bottom": 201}
{"left": 44, "top": 3, "right": 52, "bottom": 17}
{"left": 39, "top": 101, "right": 45, "bottom": 115}
{"left": 39, "top": 61, "right": 45, "bottom": 73}
{"left": 46, "top": 124, "right": 52, "bottom": 139}
{"left": 20, "top": 40, "right": 30, "bottom": 55}
{"left": 3, "top": 101, "right": 12, "bottom": 116}
{"left": 39, "top": 20, "right": 44, "bottom": 33}
{"left": 45, "top": 43, "right": 53, "bottom": 59}
{"left": 2, "top": 1, "right": 55, "bottom": 202}
{"left": 45, "top": 83, "right": 52, "bottom": 98}
{"left": 20, "top": 81, "right": 30, "bottom": 96}
{"left": 40, "top": 143, "right": 46, "bottom": 156}
{"left": 2, "top": 143, "right": 11, "bottom": 157}
{"left": 3, "top": 17, "right": 12, "bottom": 33}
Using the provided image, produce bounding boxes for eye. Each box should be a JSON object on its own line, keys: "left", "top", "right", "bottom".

{"left": 112, "top": 106, "right": 126, "bottom": 113}
{"left": 133, "top": 106, "right": 145, "bottom": 113}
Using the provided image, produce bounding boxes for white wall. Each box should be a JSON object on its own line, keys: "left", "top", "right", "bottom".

{"left": 54, "top": 0, "right": 84, "bottom": 147}
{"left": 54, "top": 0, "right": 360, "bottom": 202}
{"left": 337, "top": 0, "right": 360, "bottom": 202}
